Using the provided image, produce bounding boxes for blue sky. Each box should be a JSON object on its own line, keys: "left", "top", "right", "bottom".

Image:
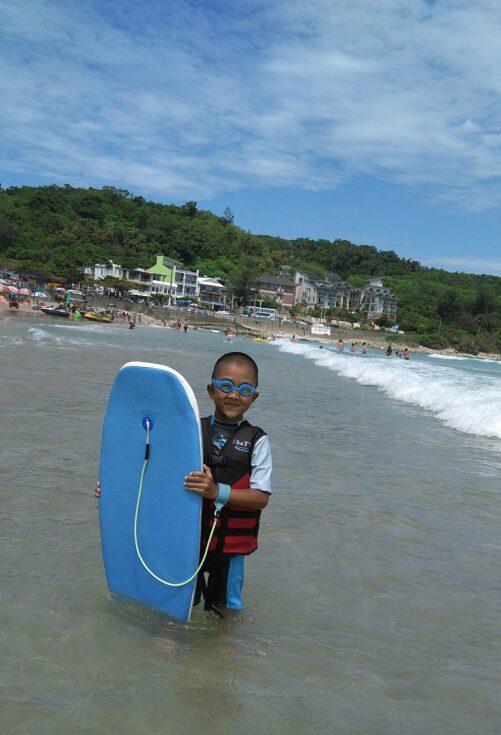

{"left": 1, "top": 0, "right": 501, "bottom": 275}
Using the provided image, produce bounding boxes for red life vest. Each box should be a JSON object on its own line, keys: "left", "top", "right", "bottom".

{"left": 201, "top": 416, "right": 266, "bottom": 555}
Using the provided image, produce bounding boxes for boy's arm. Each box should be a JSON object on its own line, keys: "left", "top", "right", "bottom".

{"left": 184, "top": 466, "right": 269, "bottom": 510}
{"left": 184, "top": 435, "right": 272, "bottom": 511}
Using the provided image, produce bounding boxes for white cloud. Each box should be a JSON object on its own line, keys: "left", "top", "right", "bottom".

{"left": 1, "top": 0, "right": 501, "bottom": 211}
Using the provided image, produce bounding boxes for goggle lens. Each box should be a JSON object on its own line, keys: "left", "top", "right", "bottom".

{"left": 212, "top": 379, "right": 256, "bottom": 396}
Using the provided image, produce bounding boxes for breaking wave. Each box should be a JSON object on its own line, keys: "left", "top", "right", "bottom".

{"left": 276, "top": 340, "right": 501, "bottom": 440}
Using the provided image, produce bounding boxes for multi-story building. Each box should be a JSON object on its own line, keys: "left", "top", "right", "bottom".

{"left": 84, "top": 260, "right": 123, "bottom": 280}
{"left": 294, "top": 270, "right": 320, "bottom": 307}
{"left": 84, "top": 260, "right": 153, "bottom": 296}
{"left": 150, "top": 279, "right": 177, "bottom": 301}
{"left": 330, "top": 282, "right": 361, "bottom": 311}
{"left": 85, "top": 255, "right": 199, "bottom": 304}
{"left": 358, "top": 278, "right": 398, "bottom": 322}
{"left": 294, "top": 270, "right": 360, "bottom": 311}
{"left": 257, "top": 275, "right": 295, "bottom": 309}
{"left": 198, "top": 276, "right": 226, "bottom": 310}
{"left": 316, "top": 273, "right": 344, "bottom": 308}
{"left": 147, "top": 255, "right": 198, "bottom": 304}
{"left": 174, "top": 268, "right": 198, "bottom": 302}
{"left": 126, "top": 267, "right": 155, "bottom": 296}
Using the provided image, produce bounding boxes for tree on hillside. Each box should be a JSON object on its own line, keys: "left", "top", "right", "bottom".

{"left": 0, "top": 219, "right": 17, "bottom": 250}
{"left": 472, "top": 289, "right": 496, "bottom": 333}
{"left": 181, "top": 201, "right": 198, "bottom": 217}
{"left": 220, "top": 207, "right": 234, "bottom": 226}
{"left": 228, "top": 255, "right": 259, "bottom": 305}
{"left": 437, "top": 289, "right": 464, "bottom": 320}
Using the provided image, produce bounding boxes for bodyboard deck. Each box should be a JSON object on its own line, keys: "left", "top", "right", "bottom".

{"left": 99, "top": 361, "right": 202, "bottom": 621}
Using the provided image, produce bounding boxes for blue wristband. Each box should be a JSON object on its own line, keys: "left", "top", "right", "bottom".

{"left": 215, "top": 483, "right": 231, "bottom": 513}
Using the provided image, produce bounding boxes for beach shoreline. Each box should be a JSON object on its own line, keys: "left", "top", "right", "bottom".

{"left": 1, "top": 300, "right": 499, "bottom": 361}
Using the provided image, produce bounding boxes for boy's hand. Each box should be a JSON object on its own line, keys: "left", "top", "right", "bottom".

{"left": 184, "top": 464, "right": 218, "bottom": 500}
{"left": 95, "top": 480, "right": 101, "bottom": 499}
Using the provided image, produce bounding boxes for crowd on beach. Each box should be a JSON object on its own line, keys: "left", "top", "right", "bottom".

{"left": 332, "top": 338, "right": 410, "bottom": 359}
{"left": 2, "top": 297, "right": 498, "bottom": 360}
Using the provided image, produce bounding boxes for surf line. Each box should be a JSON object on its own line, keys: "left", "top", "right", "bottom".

{"left": 133, "top": 418, "right": 219, "bottom": 587}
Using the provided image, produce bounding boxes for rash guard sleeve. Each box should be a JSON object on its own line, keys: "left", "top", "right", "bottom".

{"left": 250, "top": 434, "right": 272, "bottom": 494}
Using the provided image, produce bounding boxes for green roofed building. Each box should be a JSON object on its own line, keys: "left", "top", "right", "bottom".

{"left": 147, "top": 254, "right": 199, "bottom": 304}
{"left": 147, "top": 255, "right": 182, "bottom": 285}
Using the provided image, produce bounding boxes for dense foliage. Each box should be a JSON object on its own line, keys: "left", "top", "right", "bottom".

{"left": 0, "top": 184, "right": 500, "bottom": 353}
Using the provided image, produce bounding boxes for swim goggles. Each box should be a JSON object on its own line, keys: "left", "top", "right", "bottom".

{"left": 211, "top": 378, "right": 257, "bottom": 397}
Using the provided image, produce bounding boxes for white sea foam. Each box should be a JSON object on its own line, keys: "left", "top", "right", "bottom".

{"left": 28, "top": 327, "right": 96, "bottom": 347}
{"left": 50, "top": 322, "right": 124, "bottom": 334}
{"left": 429, "top": 353, "right": 500, "bottom": 365}
{"left": 429, "top": 354, "right": 468, "bottom": 361}
{"left": 277, "top": 340, "right": 501, "bottom": 440}
{"left": 0, "top": 335, "right": 24, "bottom": 346}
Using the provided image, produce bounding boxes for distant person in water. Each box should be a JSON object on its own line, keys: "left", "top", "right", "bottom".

{"left": 403, "top": 348, "right": 410, "bottom": 360}
{"left": 336, "top": 339, "right": 344, "bottom": 352}
{"left": 291, "top": 334, "right": 296, "bottom": 342}
{"left": 385, "top": 344, "right": 392, "bottom": 357}
{"left": 362, "top": 342, "right": 367, "bottom": 354}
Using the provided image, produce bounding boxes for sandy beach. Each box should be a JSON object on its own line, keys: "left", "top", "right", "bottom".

{"left": 1, "top": 299, "right": 499, "bottom": 361}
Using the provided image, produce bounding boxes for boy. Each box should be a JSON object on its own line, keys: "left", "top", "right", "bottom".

{"left": 95, "top": 351, "right": 272, "bottom": 615}
{"left": 184, "top": 351, "right": 272, "bottom": 614}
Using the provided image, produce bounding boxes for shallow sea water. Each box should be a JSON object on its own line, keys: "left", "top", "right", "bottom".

{"left": 1, "top": 315, "right": 500, "bottom": 734}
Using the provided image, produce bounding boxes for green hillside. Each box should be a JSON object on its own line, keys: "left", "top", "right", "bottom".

{"left": 0, "top": 184, "right": 500, "bottom": 353}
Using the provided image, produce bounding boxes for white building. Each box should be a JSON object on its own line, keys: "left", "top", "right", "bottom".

{"left": 84, "top": 261, "right": 124, "bottom": 280}
{"left": 150, "top": 279, "right": 177, "bottom": 300}
{"left": 198, "top": 276, "right": 226, "bottom": 310}
{"left": 294, "top": 270, "right": 320, "bottom": 307}
{"left": 358, "top": 278, "right": 398, "bottom": 322}
{"left": 174, "top": 267, "right": 199, "bottom": 302}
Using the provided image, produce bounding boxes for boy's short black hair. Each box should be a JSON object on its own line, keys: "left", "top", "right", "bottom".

{"left": 212, "top": 352, "right": 259, "bottom": 386}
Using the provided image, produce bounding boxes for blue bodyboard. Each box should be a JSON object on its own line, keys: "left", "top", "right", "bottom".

{"left": 99, "top": 361, "right": 202, "bottom": 621}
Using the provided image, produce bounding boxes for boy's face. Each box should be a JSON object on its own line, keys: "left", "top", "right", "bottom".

{"left": 207, "top": 360, "right": 259, "bottom": 423}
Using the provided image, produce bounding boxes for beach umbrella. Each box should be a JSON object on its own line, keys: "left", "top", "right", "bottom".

{"left": 55, "top": 287, "right": 66, "bottom": 292}
{"left": 33, "top": 291, "right": 49, "bottom": 299}
{"left": 6, "top": 286, "right": 19, "bottom": 295}
{"left": 19, "top": 288, "right": 32, "bottom": 296}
